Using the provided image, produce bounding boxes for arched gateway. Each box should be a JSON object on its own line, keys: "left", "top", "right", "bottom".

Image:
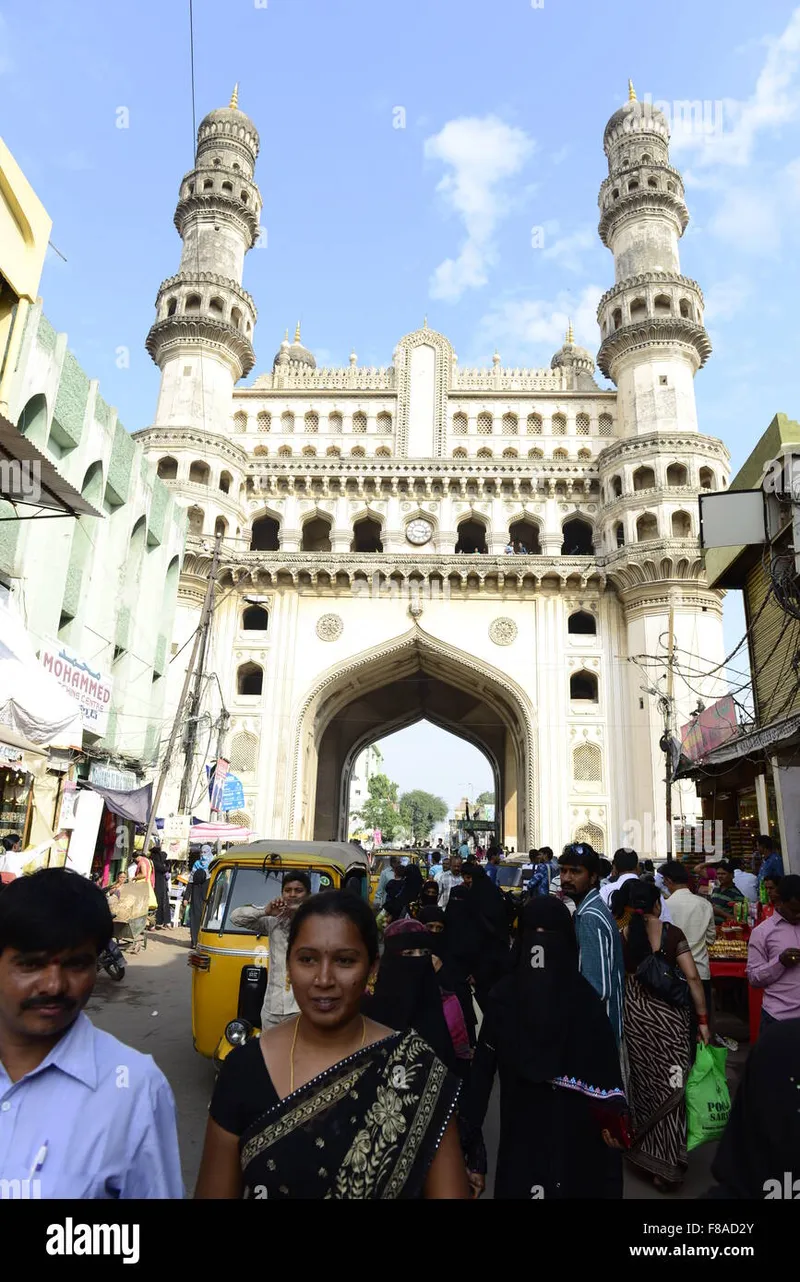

{"left": 291, "top": 631, "right": 536, "bottom": 845}
{"left": 137, "top": 87, "right": 732, "bottom": 858}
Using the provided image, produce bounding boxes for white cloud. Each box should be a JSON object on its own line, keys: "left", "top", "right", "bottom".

{"left": 702, "top": 277, "right": 750, "bottom": 323}
{"left": 542, "top": 225, "right": 597, "bottom": 274}
{"left": 475, "top": 284, "right": 604, "bottom": 366}
{"left": 671, "top": 8, "right": 800, "bottom": 166}
{"left": 425, "top": 115, "right": 534, "bottom": 302}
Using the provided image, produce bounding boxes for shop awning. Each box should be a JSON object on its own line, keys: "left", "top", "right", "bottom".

{"left": 674, "top": 710, "right": 800, "bottom": 779}
{"left": 0, "top": 412, "right": 103, "bottom": 519}
{"left": 189, "top": 821, "right": 256, "bottom": 843}
{"left": 90, "top": 782, "right": 152, "bottom": 825}
{"left": 0, "top": 726, "right": 48, "bottom": 757}
{"left": 0, "top": 598, "right": 84, "bottom": 747}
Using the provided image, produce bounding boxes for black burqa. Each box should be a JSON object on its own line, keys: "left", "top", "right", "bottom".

{"left": 150, "top": 846, "right": 171, "bottom": 926}
{"left": 417, "top": 905, "right": 477, "bottom": 1052}
{"left": 445, "top": 867, "right": 510, "bottom": 1008}
{"left": 187, "top": 864, "right": 209, "bottom": 947}
{"left": 462, "top": 896, "right": 627, "bottom": 1199}
{"left": 362, "top": 927, "right": 456, "bottom": 1071}
{"left": 708, "top": 1018, "right": 800, "bottom": 1198}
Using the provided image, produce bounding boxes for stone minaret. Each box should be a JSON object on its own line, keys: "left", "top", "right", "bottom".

{"left": 146, "top": 86, "right": 262, "bottom": 432}
{"left": 595, "top": 84, "right": 729, "bottom": 857}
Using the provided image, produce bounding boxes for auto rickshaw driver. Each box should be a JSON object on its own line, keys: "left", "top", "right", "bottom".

{"left": 227, "top": 870, "right": 312, "bottom": 1029}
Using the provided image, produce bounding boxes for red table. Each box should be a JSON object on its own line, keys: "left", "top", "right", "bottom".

{"left": 709, "top": 958, "right": 762, "bottom": 1044}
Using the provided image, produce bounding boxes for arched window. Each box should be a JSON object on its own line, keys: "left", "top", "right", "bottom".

{"left": 351, "top": 517, "right": 383, "bottom": 553}
{"left": 302, "top": 446, "right": 317, "bottom": 457}
{"left": 502, "top": 448, "right": 518, "bottom": 458}
{"left": 377, "top": 412, "right": 393, "bottom": 434}
{"left": 202, "top": 179, "right": 214, "bottom": 191}
{"left": 328, "top": 412, "right": 343, "bottom": 434}
{"left": 166, "top": 297, "right": 178, "bottom": 317}
{"left": 376, "top": 446, "right": 391, "bottom": 457}
{"left": 242, "top": 605, "right": 269, "bottom": 631}
{"left": 553, "top": 448, "right": 568, "bottom": 460}
{"left": 573, "top": 742, "right": 602, "bottom": 781}
{"left": 529, "top": 448, "right": 543, "bottom": 459}
{"left": 570, "top": 670, "right": 598, "bottom": 701}
{"left": 157, "top": 456, "right": 178, "bottom": 481}
{"left": 185, "top": 294, "right": 202, "bottom": 313}
{"left": 630, "top": 297, "right": 647, "bottom": 323}
{"left": 636, "top": 512, "right": 659, "bottom": 541}
{"left": 189, "top": 460, "right": 210, "bottom": 485}
{"left": 578, "top": 448, "right": 591, "bottom": 460}
{"left": 477, "top": 412, "right": 493, "bottom": 435}
{"left": 647, "top": 177, "right": 658, "bottom": 189}
{"left": 209, "top": 296, "right": 224, "bottom": 315}
{"left": 614, "top": 520, "right": 625, "bottom": 547}
{"left": 552, "top": 413, "right": 567, "bottom": 435}
{"left": 699, "top": 466, "right": 715, "bottom": 490}
{"left": 654, "top": 293, "right": 672, "bottom": 315}
{"left": 326, "top": 446, "right": 341, "bottom": 456}
{"left": 612, "top": 307, "right": 622, "bottom": 330}
{"left": 302, "top": 516, "right": 332, "bottom": 552}
{"left": 679, "top": 298, "right": 693, "bottom": 319}
{"left": 453, "top": 448, "right": 468, "bottom": 458}
{"left": 257, "top": 411, "right": 271, "bottom": 432}
{"left": 633, "top": 465, "right": 656, "bottom": 491}
{"left": 568, "top": 610, "right": 596, "bottom": 635}
{"left": 672, "top": 510, "right": 692, "bottom": 538}
{"left": 254, "top": 445, "right": 269, "bottom": 457}
{"left": 352, "top": 411, "right": 367, "bottom": 433}
{"left": 219, "top": 471, "right": 232, "bottom": 494}
{"left": 527, "top": 413, "right": 543, "bottom": 435}
{"left": 455, "top": 519, "right": 488, "bottom": 554}
{"left": 351, "top": 446, "right": 366, "bottom": 457}
{"left": 477, "top": 447, "right": 493, "bottom": 458}
{"left": 641, "top": 153, "right": 652, "bottom": 164}
{"left": 230, "top": 307, "right": 243, "bottom": 330}
{"left": 230, "top": 730, "right": 259, "bottom": 772}
{"left": 59, "top": 461, "right": 104, "bottom": 630}
{"left": 576, "top": 412, "right": 590, "bottom": 435}
{"left": 250, "top": 515, "right": 280, "bottom": 551}
{"left": 214, "top": 516, "right": 227, "bottom": 538}
{"left": 502, "top": 413, "right": 518, "bottom": 435}
{"left": 221, "top": 181, "right": 234, "bottom": 194}
{"left": 187, "top": 506, "right": 204, "bottom": 535}
{"left": 452, "top": 412, "right": 468, "bottom": 435}
{"left": 666, "top": 463, "right": 687, "bottom": 487}
{"left": 610, "top": 475, "right": 623, "bottom": 498}
{"left": 237, "top": 662, "right": 263, "bottom": 696}
{"left": 281, "top": 412, "right": 295, "bottom": 433}
{"left": 509, "top": 519, "right": 541, "bottom": 554}
{"left": 233, "top": 410, "right": 247, "bottom": 432}
{"left": 561, "top": 518, "right": 594, "bottom": 555}
{"left": 305, "top": 411, "right": 319, "bottom": 433}
{"left": 628, "top": 180, "right": 639, "bottom": 192}
{"left": 574, "top": 821, "right": 604, "bottom": 850}
{"left": 598, "top": 413, "right": 613, "bottom": 437}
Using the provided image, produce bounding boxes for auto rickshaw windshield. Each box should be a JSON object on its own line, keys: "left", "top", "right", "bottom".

{"left": 201, "top": 865, "right": 337, "bottom": 934}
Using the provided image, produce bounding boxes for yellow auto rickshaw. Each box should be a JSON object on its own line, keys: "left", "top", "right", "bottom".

{"left": 187, "top": 839, "right": 369, "bottom": 1064}
{"left": 368, "top": 850, "right": 427, "bottom": 902}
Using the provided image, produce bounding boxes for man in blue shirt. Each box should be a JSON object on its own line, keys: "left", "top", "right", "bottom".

{"left": 757, "top": 834, "right": 784, "bottom": 884}
{"left": 558, "top": 843, "right": 624, "bottom": 1048}
{"left": 0, "top": 868, "right": 183, "bottom": 1198}
{"left": 485, "top": 848, "right": 502, "bottom": 885}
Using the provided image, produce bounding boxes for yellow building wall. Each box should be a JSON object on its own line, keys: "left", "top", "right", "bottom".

{"left": 0, "top": 137, "right": 52, "bottom": 415}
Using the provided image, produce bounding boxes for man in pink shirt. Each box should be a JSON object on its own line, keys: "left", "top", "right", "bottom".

{"left": 747, "top": 875, "right": 800, "bottom": 1033}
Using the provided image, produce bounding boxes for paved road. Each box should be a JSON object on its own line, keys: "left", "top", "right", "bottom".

{"left": 87, "top": 927, "right": 747, "bottom": 1197}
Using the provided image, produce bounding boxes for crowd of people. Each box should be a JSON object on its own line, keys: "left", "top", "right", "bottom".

{"left": 1, "top": 831, "right": 798, "bottom": 1201}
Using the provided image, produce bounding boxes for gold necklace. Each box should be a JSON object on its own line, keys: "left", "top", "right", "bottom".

{"left": 289, "top": 1014, "right": 367, "bottom": 1093}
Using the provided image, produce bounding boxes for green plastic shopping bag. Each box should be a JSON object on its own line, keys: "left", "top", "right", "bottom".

{"left": 685, "top": 1043, "right": 731, "bottom": 1151}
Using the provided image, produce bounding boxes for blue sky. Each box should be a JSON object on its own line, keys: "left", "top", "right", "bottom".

{"left": 4, "top": 0, "right": 800, "bottom": 811}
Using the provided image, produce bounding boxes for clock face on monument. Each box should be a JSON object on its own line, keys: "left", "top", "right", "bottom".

{"left": 405, "top": 519, "right": 434, "bottom": 546}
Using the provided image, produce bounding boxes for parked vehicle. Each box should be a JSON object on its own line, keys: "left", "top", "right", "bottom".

{"left": 97, "top": 937, "right": 126, "bottom": 981}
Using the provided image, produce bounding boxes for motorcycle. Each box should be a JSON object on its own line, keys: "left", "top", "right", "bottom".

{"left": 97, "top": 938, "right": 126, "bottom": 981}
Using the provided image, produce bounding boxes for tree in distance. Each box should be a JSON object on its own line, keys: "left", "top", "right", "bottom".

{"left": 475, "top": 791, "right": 495, "bottom": 807}
{"left": 399, "top": 789, "right": 448, "bottom": 842}
{"left": 352, "top": 772, "right": 402, "bottom": 842}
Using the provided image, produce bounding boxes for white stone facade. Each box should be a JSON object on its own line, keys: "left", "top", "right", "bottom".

{"left": 137, "top": 89, "right": 731, "bottom": 858}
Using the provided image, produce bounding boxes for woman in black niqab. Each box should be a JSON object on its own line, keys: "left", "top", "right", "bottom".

{"left": 361, "top": 919, "right": 456, "bottom": 1070}
{"left": 445, "top": 864, "right": 510, "bottom": 1010}
{"left": 461, "top": 896, "right": 628, "bottom": 1199}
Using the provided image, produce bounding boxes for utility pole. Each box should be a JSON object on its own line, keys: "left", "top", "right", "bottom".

{"left": 178, "top": 532, "right": 223, "bottom": 814}
{"left": 661, "top": 605, "right": 676, "bottom": 853}
{"left": 141, "top": 532, "right": 223, "bottom": 857}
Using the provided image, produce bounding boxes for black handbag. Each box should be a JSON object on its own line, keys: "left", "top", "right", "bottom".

{"left": 635, "top": 924, "right": 691, "bottom": 1007}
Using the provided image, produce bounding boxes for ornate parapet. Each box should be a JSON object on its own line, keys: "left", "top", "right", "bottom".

{"left": 252, "top": 366, "right": 396, "bottom": 392}
{"left": 597, "top": 316, "right": 711, "bottom": 378}
{"left": 452, "top": 367, "right": 569, "bottom": 391}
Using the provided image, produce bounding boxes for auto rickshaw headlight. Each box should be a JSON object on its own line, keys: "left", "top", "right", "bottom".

{"left": 225, "top": 1019, "right": 252, "bottom": 1046}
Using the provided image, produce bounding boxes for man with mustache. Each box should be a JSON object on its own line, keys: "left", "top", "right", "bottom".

{"left": 0, "top": 868, "right": 183, "bottom": 1198}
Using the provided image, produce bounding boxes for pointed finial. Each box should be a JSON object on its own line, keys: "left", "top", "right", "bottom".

{"left": 423, "top": 315, "right": 428, "bottom": 330}
{"left": 230, "top": 83, "right": 239, "bottom": 109}
{"left": 492, "top": 348, "right": 501, "bottom": 367}
{"left": 284, "top": 328, "right": 289, "bottom": 341}
{"left": 566, "top": 319, "right": 574, "bottom": 344}
{"left": 628, "top": 79, "right": 636, "bottom": 102}
{"left": 294, "top": 321, "right": 302, "bottom": 343}
{"left": 349, "top": 348, "right": 357, "bottom": 367}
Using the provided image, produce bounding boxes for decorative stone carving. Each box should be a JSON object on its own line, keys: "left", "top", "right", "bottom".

{"left": 316, "top": 613, "right": 343, "bottom": 641}
{"left": 489, "top": 617, "right": 518, "bottom": 646}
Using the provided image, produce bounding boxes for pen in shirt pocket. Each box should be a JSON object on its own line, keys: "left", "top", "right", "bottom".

{"left": 28, "top": 1140, "right": 49, "bottom": 1181}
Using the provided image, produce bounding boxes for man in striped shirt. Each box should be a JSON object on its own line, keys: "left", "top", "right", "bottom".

{"left": 559, "top": 843, "right": 624, "bottom": 1047}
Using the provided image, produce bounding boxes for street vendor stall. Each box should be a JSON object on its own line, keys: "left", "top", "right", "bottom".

{"left": 708, "top": 919, "right": 763, "bottom": 1044}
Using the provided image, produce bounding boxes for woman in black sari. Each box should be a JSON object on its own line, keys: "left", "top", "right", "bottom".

{"left": 196, "top": 890, "right": 469, "bottom": 1199}
{"left": 462, "top": 897, "right": 628, "bottom": 1199}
